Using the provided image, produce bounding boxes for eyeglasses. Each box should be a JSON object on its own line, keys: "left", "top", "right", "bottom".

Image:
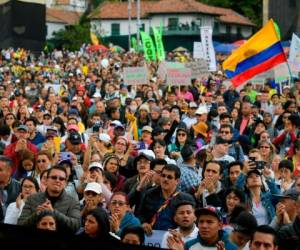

{"left": 37, "top": 159, "right": 47, "bottom": 163}
{"left": 161, "top": 173, "right": 175, "bottom": 180}
{"left": 260, "top": 146, "right": 270, "bottom": 149}
{"left": 220, "top": 131, "right": 230, "bottom": 134}
{"left": 110, "top": 200, "right": 127, "bottom": 206}
{"left": 177, "top": 133, "right": 186, "bottom": 137}
{"left": 48, "top": 175, "right": 66, "bottom": 181}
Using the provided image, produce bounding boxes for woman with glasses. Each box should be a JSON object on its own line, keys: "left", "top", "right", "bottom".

{"left": 258, "top": 140, "right": 275, "bottom": 166}
{"left": 114, "top": 136, "right": 134, "bottom": 174}
{"left": 168, "top": 127, "right": 191, "bottom": 160}
{"left": 108, "top": 192, "right": 140, "bottom": 237}
{"left": 4, "top": 177, "right": 39, "bottom": 224}
{"left": 34, "top": 150, "right": 53, "bottom": 185}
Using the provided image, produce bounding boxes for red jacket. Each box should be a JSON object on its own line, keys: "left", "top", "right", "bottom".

{"left": 4, "top": 141, "right": 38, "bottom": 174}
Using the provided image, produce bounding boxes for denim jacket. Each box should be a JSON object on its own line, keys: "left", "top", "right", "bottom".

{"left": 236, "top": 173, "right": 280, "bottom": 223}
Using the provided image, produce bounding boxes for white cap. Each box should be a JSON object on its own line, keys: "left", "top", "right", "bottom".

{"left": 93, "top": 92, "right": 101, "bottom": 98}
{"left": 137, "top": 149, "right": 155, "bottom": 161}
{"left": 111, "top": 120, "right": 124, "bottom": 128}
{"left": 84, "top": 182, "right": 102, "bottom": 194}
{"left": 88, "top": 162, "right": 104, "bottom": 171}
{"left": 195, "top": 106, "right": 208, "bottom": 115}
{"left": 99, "top": 133, "right": 111, "bottom": 143}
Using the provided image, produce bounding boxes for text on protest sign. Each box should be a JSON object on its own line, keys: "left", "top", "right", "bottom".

{"left": 193, "top": 42, "right": 204, "bottom": 59}
{"left": 167, "top": 68, "right": 191, "bottom": 85}
{"left": 200, "top": 26, "right": 217, "bottom": 72}
{"left": 123, "top": 67, "right": 148, "bottom": 85}
{"left": 185, "top": 60, "right": 209, "bottom": 79}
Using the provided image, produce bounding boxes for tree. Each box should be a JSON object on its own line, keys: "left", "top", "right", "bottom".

{"left": 200, "top": 0, "right": 262, "bottom": 27}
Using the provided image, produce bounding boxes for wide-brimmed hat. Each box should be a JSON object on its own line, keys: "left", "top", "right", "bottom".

{"left": 192, "top": 122, "right": 208, "bottom": 137}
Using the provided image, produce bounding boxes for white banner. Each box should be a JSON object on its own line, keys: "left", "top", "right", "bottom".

{"left": 144, "top": 230, "right": 167, "bottom": 248}
{"left": 200, "top": 26, "right": 217, "bottom": 72}
{"left": 193, "top": 42, "right": 204, "bottom": 59}
{"left": 289, "top": 33, "right": 300, "bottom": 64}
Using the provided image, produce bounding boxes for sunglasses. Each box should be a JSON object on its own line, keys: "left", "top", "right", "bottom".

{"left": 177, "top": 133, "right": 186, "bottom": 137}
{"left": 220, "top": 131, "right": 230, "bottom": 134}
{"left": 110, "top": 200, "right": 127, "bottom": 206}
{"left": 161, "top": 173, "right": 175, "bottom": 180}
{"left": 48, "top": 175, "right": 66, "bottom": 181}
{"left": 37, "top": 159, "right": 47, "bottom": 163}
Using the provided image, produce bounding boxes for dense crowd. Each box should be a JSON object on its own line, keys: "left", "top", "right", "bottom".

{"left": 0, "top": 47, "right": 300, "bottom": 250}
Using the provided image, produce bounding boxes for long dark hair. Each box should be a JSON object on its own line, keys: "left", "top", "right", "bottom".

{"left": 84, "top": 208, "right": 110, "bottom": 238}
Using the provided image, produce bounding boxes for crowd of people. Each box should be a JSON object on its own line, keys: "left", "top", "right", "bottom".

{"left": 0, "top": 46, "right": 300, "bottom": 250}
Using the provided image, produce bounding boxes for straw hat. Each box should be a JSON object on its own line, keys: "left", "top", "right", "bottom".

{"left": 192, "top": 122, "right": 208, "bottom": 137}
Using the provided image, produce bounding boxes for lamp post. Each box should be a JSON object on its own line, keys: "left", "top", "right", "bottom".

{"left": 128, "top": 0, "right": 132, "bottom": 51}
{"left": 137, "top": 0, "right": 141, "bottom": 45}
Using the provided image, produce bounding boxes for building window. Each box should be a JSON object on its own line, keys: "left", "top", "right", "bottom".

{"left": 226, "top": 25, "right": 231, "bottom": 34}
{"left": 140, "top": 23, "right": 145, "bottom": 31}
{"left": 213, "top": 22, "right": 219, "bottom": 33}
{"left": 289, "top": 0, "right": 296, "bottom": 8}
{"left": 168, "top": 18, "right": 178, "bottom": 30}
{"left": 237, "top": 26, "right": 241, "bottom": 34}
{"left": 111, "top": 23, "right": 120, "bottom": 36}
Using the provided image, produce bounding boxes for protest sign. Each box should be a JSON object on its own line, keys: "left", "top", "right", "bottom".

{"left": 153, "top": 27, "right": 165, "bottom": 61}
{"left": 185, "top": 60, "right": 209, "bottom": 79}
{"left": 167, "top": 67, "right": 191, "bottom": 85}
{"left": 141, "top": 31, "right": 156, "bottom": 62}
{"left": 193, "top": 42, "right": 204, "bottom": 59}
{"left": 157, "top": 61, "right": 184, "bottom": 80}
{"left": 200, "top": 26, "right": 217, "bottom": 71}
{"left": 123, "top": 67, "right": 148, "bottom": 85}
{"left": 144, "top": 230, "right": 167, "bottom": 248}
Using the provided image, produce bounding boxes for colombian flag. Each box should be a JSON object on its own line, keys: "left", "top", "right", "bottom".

{"left": 223, "top": 19, "right": 287, "bottom": 87}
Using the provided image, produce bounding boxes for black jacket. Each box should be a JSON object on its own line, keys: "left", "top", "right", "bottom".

{"left": 278, "top": 217, "right": 300, "bottom": 250}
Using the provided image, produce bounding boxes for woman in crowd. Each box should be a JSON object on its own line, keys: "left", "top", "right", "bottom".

{"left": 13, "top": 149, "right": 35, "bottom": 181}
{"left": 258, "top": 139, "right": 275, "bottom": 166}
{"left": 168, "top": 126, "right": 190, "bottom": 160}
{"left": 103, "top": 154, "right": 126, "bottom": 192}
{"left": 152, "top": 139, "right": 176, "bottom": 164}
{"left": 34, "top": 150, "right": 53, "bottom": 184}
{"left": 36, "top": 210, "right": 57, "bottom": 231}
{"left": 109, "top": 192, "right": 140, "bottom": 237}
{"left": 4, "top": 177, "right": 39, "bottom": 224}
{"left": 120, "top": 226, "right": 145, "bottom": 246}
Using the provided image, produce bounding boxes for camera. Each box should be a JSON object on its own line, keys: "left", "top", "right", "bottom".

{"left": 249, "top": 157, "right": 266, "bottom": 170}
{"left": 92, "top": 121, "right": 103, "bottom": 133}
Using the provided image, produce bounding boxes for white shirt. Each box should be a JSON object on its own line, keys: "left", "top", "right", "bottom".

{"left": 4, "top": 201, "right": 25, "bottom": 225}
{"left": 161, "top": 225, "right": 199, "bottom": 249}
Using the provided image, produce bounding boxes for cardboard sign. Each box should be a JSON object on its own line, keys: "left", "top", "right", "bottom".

{"left": 185, "top": 60, "right": 209, "bottom": 79}
{"left": 123, "top": 67, "right": 148, "bottom": 85}
{"left": 193, "top": 42, "right": 204, "bottom": 59}
{"left": 157, "top": 62, "right": 184, "bottom": 80}
{"left": 167, "top": 68, "right": 191, "bottom": 85}
{"left": 144, "top": 230, "right": 167, "bottom": 248}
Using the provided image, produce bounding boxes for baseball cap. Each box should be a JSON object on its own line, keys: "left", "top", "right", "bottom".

{"left": 246, "top": 169, "right": 262, "bottom": 179}
{"left": 17, "top": 125, "right": 28, "bottom": 132}
{"left": 195, "top": 106, "right": 208, "bottom": 115}
{"left": 142, "top": 126, "right": 153, "bottom": 133}
{"left": 68, "top": 108, "right": 80, "bottom": 116}
{"left": 195, "top": 206, "right": 222, "bottom": 221}
{"left": 46, "top": 126, "right": 58, "bottom": 133}
{"left": 88, "top": 162, "right": 104, "bottom": 172}
{"left": 136, "top": 149, "right": 155, "bottom": 162}
{"left": 68, "top": 131, "right": 82, "bottom": 145}
{"left": 67, "top": 124, "right": 79, "bottom": 132}
{"left": 189, "top": 102, "right": 198, "bottom": 108}
{"left": 273, "top": 188, "right": 300, "bottom": 201}
{"left": 147, "top": 98, "right": 156, "bottom": 103}
{"left": 278, "top": 159, "right": 293, "bottom": 173}
{"left": 111, "top": 120, "right": 124, "bottom": 129}
{"left": 84, "top": 182, "right": 102, "bottom": 194}
{"left": 99, "top": 133, "right": 111, "bottom": 143}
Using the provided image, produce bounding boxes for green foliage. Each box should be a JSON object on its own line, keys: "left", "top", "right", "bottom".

{"left": 52, "top": 23, "right": 91, "bottom": 51}
{"left": 200, "top": 0, "right": 262, "bottom": 27}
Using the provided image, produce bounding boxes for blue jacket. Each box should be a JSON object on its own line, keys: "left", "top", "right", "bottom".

{"left": 185, "top": 230, "right": 237, "bottom": 250}
{"left": 116, "top": 211, "right": 141, "bottom": 236}
{"left": 236, "top": 173, "right": 280, "bottom": 223}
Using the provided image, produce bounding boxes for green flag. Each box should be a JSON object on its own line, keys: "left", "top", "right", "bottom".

{"left": 152, "top": 27, "right": 165, "bottom": 61}
{"left": 274, "top": 21, "right": 281, "bottom": 40}
{"left": 131, "top": 37, "right": 137, "bottom": 51}
{"left": 140, "top": 31, "right": 156, "bottom": 62}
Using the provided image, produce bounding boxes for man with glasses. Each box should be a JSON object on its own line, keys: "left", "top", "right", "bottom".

{"left": 219, "top": 124, "right": 245, "bottom": 162}
{"left": 137, "top": 164, "right": 194, "bottom": 234}
{"left": 18, "top": 166, "right": 81, "bottom": 232}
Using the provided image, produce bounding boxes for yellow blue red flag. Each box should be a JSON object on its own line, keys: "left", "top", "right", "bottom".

{"left": 223, "top": 19, "right": 287, "bottom": 87}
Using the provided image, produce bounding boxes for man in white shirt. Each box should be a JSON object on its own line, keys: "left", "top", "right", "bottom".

{"left": 161, "top": 200, "right": 198, "bottom": 248}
